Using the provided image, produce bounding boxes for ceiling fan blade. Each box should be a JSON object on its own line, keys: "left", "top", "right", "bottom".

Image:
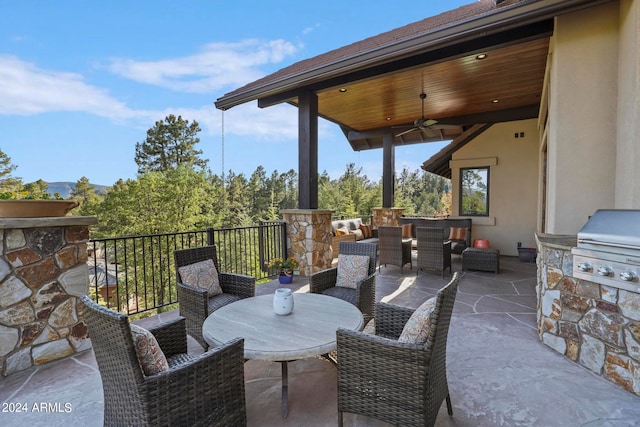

{"left": 395, "top": 127, "right": 418, "bottom": 137}
{"left": 431, "top": 124, "right": 460, "bottom": 130}
{"left": 424, "top": 119, "right": 438, "bottom": 127}
{"left": 423, "top": 127, "right": 437, "bottom": 138}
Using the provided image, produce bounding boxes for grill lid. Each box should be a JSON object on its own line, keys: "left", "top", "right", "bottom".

{"left": 577, "top": 209, "right": 640, "bottom": 250}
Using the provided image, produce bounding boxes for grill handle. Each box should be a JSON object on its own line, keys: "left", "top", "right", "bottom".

{"left": 578, "top": 239, "right": 640, "bottom": 251}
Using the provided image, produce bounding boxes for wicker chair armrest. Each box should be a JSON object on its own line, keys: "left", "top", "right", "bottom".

{"left": 308, "top": 268, "right": 338, "bottom": 294}
{"left": 354, "top": 273, "right": 376, "bottom": 322}
{"left": 371, "top": 228, "right": 378, "bottom": 238}
{"left": 443, "top": 240, "right": 452, "bottom": 256}
{"left": 374, "top": 302, "right": 415, "bottom": 339}
{"left": 140, "top": 337, "right": 246, "bottom": 425}
{"left": 177, "top": 281, "right": 209, "bottom": 317}
{"left": 146, "top": 316, "right": 187, "bottom": 357}
{"left": 218, "top": 272, "right": 256, "bottom": 299}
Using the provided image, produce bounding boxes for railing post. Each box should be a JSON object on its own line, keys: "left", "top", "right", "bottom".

{"left": 280, "top": 221, "right": 288, "bottom": 259}
{"left": 206, "top": 227, "right": 215, "bottom": 247}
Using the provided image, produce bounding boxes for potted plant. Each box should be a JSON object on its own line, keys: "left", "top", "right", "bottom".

{"left": 0, "top": 191, "right": 79, "bottom": 217}
{"left": 268, "top": 256, "right": 299, "bottom": 284}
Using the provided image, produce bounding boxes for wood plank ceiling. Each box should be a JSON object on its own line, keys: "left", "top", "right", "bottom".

{"left": 288, "top": 37, "right": 550, "bottom": 152}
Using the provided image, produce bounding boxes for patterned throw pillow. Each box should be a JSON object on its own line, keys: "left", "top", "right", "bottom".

{"left": 402, "top": 223, "right": 414, "bottom": 238}
{"left": 130, "top": 323, "right": 169, "bottom": 376}
{"left": 335, "top": 254, "right": 370, "bottom": 289}
{"left": 448, "top": 227, "right": 467, "bottom": 241}
{"left": 335, "top": 226, "right": 350, "bottom": 236}
{"left": 178, "top": 259, "right": 222, "bottom": 296}
{"left": 359, "top": 224, "right": 373, "bottom": 239}
{"left": 398, "top": 297, "right": 437, "bottom": 344}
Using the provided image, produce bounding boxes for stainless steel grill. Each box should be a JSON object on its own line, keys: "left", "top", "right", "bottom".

{"left": 571, "top": 210, "right": 640, "bottom": 292}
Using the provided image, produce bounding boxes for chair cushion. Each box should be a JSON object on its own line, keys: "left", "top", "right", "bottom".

{"left": 402, "top": 223, "right": 414, "bottom": 238}
{"left": 351, "top": 228, "right": 364, "bottom": 240}
{"left": 178, "top": 259, "right": 222, "bottom": 296}
{"left": 130, "top": 323, "right": 169, "bottom": 376}
{"left": 398, "top": 297, "right": 437, "bottom": 345}
{"left": 322, "top": 286, "right": 357, "bottom": 305}
{"left": 448, "top": 227, "right": 467, "bottom": 241}
{"left": 359, "top": 224, "right": 373, "bottom": 239}
{"left": 208, "top": 293, "right": 242, "bottom": 312}
{"left": 335, "top": 254, "right": 370, "bottom": 289}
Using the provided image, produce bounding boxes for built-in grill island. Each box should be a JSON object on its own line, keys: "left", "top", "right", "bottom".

{"left": 536, "top": 210, "right": 640, "bottom": 397}
{"left": 572, "top": 210, "right": 640, "bottom": 292}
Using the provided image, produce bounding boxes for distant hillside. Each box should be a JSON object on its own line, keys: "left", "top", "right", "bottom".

{"left": 46, "top": 182, "right": 109, "bottom": 199}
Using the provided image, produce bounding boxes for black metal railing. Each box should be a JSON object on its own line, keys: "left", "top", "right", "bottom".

{"left": 88, "top": 221, "right": 286, "bottom": 315}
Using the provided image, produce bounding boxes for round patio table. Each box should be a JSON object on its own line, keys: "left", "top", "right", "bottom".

{"left": 202, "top": 292, "right": 364, "bottom": 417}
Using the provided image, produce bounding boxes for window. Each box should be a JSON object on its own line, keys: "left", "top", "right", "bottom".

{"left": 460, "top": 167, "right": 489, "bottom": 216}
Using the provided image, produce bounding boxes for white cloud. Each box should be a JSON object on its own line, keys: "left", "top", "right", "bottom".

{"left": 0, "top": 55, "right": 144, "bottom": 120}
{"left": 106, "top": 39, "right": 300, "bottom": 93}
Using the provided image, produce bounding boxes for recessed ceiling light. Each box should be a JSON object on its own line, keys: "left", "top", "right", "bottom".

{"left": 476, "top": 54, "right": 487, "bottom": 60}
{"left": 385, "top": 117, "right": 391, "bottom": 121}
{"left": 339, "top": 88, "right": 347, "bottom": 93}
{"left": 492, "top": 99, "right": 499, "bottom": 103}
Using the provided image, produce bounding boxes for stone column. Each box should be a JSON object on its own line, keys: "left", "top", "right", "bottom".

{"left": 0, "top": 216, "right": 97, "bottom": 376}
{"left": 280, "top": 209, "right": 333, "bottom": 276}
{"left": 371, "top": 207, "right": 405, "bottom": 228}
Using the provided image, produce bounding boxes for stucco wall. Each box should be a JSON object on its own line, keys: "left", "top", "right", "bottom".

{"left": 450, "top": 119, "right": 539, "bottom": 256}
{"left": 546, "top": 3, "right": 619, "bottom": 233}
{"left": 615, "top": 0, "right": 640, "bottom": 207}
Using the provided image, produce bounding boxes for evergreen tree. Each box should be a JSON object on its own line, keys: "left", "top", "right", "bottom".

{"left": 135, "top": 115, "right": 208, "bottom": 173}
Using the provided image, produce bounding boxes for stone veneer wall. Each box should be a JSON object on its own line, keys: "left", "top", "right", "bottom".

{"left": 536, "top": 234, "right": 640, "bottom": 396}
{"left": 0, "top": 216, "right": 97, "bottom": 376}
{"left": 280, "top": 209, "right": 334, "bottom": 276}
{"left": 371, "top": 207, "right": 404, "bottom": 228}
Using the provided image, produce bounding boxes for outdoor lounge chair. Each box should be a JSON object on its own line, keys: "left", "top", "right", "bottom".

{"left": 80, "top": 295, "right": 247, "bottom": 426}
{"left": 174, "top": 245, "right": 255, "bottom": 350}
{"left": 309, "top": 241, "right": 377, "bottom": 325}
{"left": 377, "top": 226, "right": 412, "bottom": 271}
{"left": 336, "top": 272, "right": 460, "bottom": 426}
{"left": 416, "top": 226, "right": 452, "bottom": 279}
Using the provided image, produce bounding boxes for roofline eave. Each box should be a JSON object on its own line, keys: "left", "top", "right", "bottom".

{"left": 214, "top": 0, "right": 610, "bottom": 111}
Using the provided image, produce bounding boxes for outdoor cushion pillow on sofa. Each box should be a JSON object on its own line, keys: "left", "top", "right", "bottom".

{"left": 130, "top": 323, "right": 169, "bottom": 376}
{"left": 178, "top": 259, "right": 222, "bottom": 296}
{"left": 448, "top": 227, "right": 467, "bottom": 241}
{"left": 398, "top": 297, "right": 437, "bottom": 344}
{"left": 402, "top": 223, "right": 414, "bottom": 238}
{"left": 335, "top": 254, "right": 370, "bottom": 289}
{"left": 335, "top": 226, "right": 350, "bottom": 236}
{"left": 359, "top": 224, "right": 373, "bottom": 239}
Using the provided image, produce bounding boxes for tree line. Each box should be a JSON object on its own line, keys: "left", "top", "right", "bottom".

{"left": 1, "top": 115, "right": 452, "bottom": 238}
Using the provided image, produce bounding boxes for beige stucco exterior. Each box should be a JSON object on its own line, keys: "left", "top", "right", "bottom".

{"left": 546, "top": 2, "right": 619, "bottom": 233}
{"left": 449, "top": 120, "right": 540, "bottom": 256}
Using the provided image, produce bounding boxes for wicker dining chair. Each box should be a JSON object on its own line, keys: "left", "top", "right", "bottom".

{"left": 377, "top": 226, "right": 412, "bottom": 271}
{"left": 174, "top": 245, "right": 255, "bottom": 350}
{"left": 80, "top": 295, "right": 247, "bottom": 427}
{"left": 416, "top": 226, "right": 452, "bottom": 279}
{"left": 309, "top": 241, "right": 378, "bottom": 324}
{"left": 336, "top": 272, "right": 460, "bottom": 427}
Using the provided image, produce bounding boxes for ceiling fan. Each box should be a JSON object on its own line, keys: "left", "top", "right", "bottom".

{"left": 394, "top": 92, "right": 444, "bottom": 138}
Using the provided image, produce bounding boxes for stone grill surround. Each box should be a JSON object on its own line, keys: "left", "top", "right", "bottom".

{"left": 536, "top": 233, "right": 640, "bottom": 396}
{"left": 0, "top": 217, "right": 97, "bottom": 376}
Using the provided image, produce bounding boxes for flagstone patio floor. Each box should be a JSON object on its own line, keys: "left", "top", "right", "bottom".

{"left": 2, "top": 255, "right": 640, "bottom": 426}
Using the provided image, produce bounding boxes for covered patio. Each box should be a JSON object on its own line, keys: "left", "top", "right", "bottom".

{"left": 3, "top": 255, "right": 639, "bottom": 426}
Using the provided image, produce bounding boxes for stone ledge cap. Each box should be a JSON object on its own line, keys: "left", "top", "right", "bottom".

{"left": 0, "top": 216, "right": 98, "bottom": 229}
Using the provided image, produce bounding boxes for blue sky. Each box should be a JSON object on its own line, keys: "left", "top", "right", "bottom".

{"left": 0, "top": 0, "right": 470, "bottom": 186}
